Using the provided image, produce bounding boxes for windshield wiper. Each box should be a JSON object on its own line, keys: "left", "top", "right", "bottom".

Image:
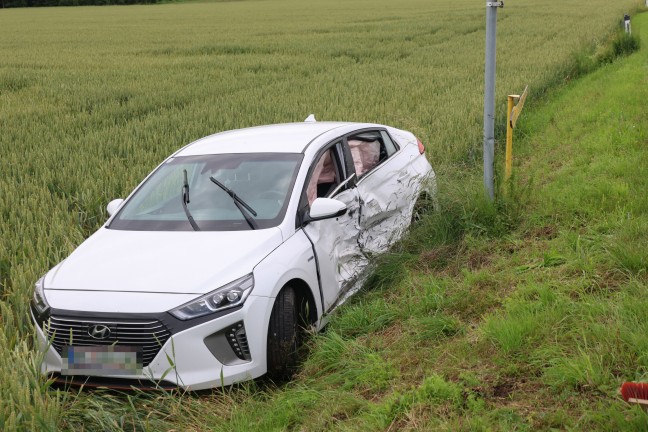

{"left": 209, "top": 176, "right": 258, "bottom": 230}
{"left": 182, "top": 169, "right": 200, "bottom": 231}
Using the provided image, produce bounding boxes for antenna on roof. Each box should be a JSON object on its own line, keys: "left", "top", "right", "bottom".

{"left": 304, "top": 114, "right": 316, "bottom": 123}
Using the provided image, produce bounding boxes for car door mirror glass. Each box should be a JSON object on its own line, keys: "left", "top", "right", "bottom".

{"left": 307, "top": 198, "right": 347, "bottom": 222}
{"left": 106, "top": 198, "right": 125, "bottom": 217}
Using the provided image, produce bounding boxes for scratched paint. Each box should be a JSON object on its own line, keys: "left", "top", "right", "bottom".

{"left": 305, "top": 126, "right": 436, "bottom": 315}
{"left": 328, "top": 170, "right": 436, "bottom": 314}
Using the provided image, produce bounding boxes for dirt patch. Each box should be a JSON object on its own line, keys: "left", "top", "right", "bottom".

{"left": 528, "top": 225, "right": 559, "bottom": 240}
{"left": 331, "top": 411, "right": 349, "bottom": 421}
{"left": 492, "top": 379, "right": 515, "bottom": 398}
{"left": 418, "top": 245, "right": 458, "bottom": 272}
{"left": 590, "top": 268, "right": 629, "bottom": 292}
{"left": 466, "top": 249, "right": 492, "bottom": 270}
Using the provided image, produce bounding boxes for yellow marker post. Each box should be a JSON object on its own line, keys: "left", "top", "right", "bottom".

{"left": 505, "top": 95, "right": 518, "bottom": 181}
{"left": 505, "top": 85, "right": 529, "bottom": 182}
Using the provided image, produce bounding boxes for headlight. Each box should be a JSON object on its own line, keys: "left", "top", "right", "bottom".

{"left": 169, "top": 274, "right": 254, "bottom": 320}
{"left": 32, "top": 276, "right": 50, "bottom": 315}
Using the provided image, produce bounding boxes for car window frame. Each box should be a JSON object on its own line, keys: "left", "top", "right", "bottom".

{"left": 296, "top": 141, "right": 352, "bottom": 227}
{"left": 108, "top": 153, "right": 304, "bottom": 232}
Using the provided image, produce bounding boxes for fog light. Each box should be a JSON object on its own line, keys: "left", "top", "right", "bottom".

{"left": 226, "top": 322, "right": 250, "bottom": 361}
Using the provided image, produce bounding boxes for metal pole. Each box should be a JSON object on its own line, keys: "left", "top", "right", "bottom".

{"left": 483, "top": 2, "right": 502, "bottom": 201}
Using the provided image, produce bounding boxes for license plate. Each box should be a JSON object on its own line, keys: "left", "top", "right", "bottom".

{"left": 61, "top": 346, "right": 143, "bottom": 376}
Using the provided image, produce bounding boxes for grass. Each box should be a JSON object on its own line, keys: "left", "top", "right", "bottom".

{"left": 1, "top": 0, "right": 647, "bottom": 430}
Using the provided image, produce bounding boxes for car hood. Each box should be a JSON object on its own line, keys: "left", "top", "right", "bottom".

{"left": 45, "top": 227, "right": 283, "bottom": 295}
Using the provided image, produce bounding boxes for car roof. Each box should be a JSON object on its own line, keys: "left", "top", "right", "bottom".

{"left": 174, "top": 122, "right": 375, "bottom": 156}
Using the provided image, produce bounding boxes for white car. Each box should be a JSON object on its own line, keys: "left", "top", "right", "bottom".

{"left": 31, "top": 119, "right": 435, "bottom": 390}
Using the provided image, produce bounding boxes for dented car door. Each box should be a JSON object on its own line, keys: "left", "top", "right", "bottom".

{"left": 348, "top": 130, "right": 425, "bottom": 255}
{"left": 301, "top": 143, "right": 367, "bottom": 313}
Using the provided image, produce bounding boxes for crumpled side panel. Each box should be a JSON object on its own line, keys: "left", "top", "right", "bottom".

{"left": 334, "top": 196, "right": 368, "bottom": 289}
{"left": 328, "top": 169, "right": 434, "bottom": 313}
{"left": 304, "top": 188, "right": 367, "bottom": 311}
{"left": 358, "top": 171, "right": 430, "bottom": 255}
{"left": 309, "top": 145, "right": 436, "bottom": 313}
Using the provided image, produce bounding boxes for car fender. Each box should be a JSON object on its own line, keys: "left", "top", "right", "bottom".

{"left": 250, "top": 230, "right": 322, "bottom": 320}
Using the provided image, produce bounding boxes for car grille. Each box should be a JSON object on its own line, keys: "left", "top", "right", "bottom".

{"left": 45, "top": 315, "right": 171, "bottom": 367}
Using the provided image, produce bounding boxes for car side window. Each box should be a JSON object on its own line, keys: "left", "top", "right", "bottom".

{"left": 306, "top": 146, "right": 342, "bottom": 205}
{"left": 380, "top": 131, "right": 399, "bottom": 155}
{"left": 347, "top": 130, "right": 399, "bottom": 178}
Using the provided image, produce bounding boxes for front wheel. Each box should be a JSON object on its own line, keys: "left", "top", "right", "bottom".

{"left": 266, "top": 285, "right": 300, "bottom": 380}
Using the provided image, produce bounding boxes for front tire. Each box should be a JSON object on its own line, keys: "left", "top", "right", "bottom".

{"left": 266, "top": 285, "right": 299, "bottom": 380}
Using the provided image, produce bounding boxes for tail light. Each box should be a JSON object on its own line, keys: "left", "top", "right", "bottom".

{"left": 416, "top": 138, "right": 425, "bottom": 154}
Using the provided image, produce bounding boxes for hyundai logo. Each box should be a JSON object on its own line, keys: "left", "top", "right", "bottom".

{"left": 88, "top": 324, "right": 112, "bottom": 340}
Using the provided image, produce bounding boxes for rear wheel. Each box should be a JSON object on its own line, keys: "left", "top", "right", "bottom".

{"left": 266, "top": 285, "right": 300, "bottom": 380}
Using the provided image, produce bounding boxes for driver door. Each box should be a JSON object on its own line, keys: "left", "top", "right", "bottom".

{"left": 301, "top": 142, "right": 366, "bottom": 313}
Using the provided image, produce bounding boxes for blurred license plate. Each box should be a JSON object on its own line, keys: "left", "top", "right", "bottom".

{"left": 62, "top": 346, "right": 143, "bottom": 376}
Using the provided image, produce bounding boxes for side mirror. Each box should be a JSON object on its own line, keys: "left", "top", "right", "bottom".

{"left": 106, "top": 199, "right": 125, "bottom": 217}
{"left": 305, "top": 198, "right": 347, "bottom": 223}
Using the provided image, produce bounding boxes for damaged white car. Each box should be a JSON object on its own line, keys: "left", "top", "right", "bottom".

{"left": 31, "top": 119, "right": 435, "bottom": 390}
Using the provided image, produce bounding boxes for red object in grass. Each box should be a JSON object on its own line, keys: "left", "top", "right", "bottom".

{"left": 416, "top": 138, "right": 425, "bottom": 154}
{"left": 621, "top": 382, "right": 648, "bottom": 406}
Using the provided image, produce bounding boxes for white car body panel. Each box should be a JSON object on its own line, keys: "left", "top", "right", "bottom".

{"left": 303, "top": 187, "right": 366, "bottom": 312}
{"left": 44, "top": 291, "right": 198, "bottom": 314}
{"left": 46, "top": 227, "right": 283, "bottom": 295}
{"left": 175, "top": 122, "right": 351, "bottom": 156}
{"left": 356, "top": 141, "right": 431, "bottom": 255}
{"left": 32, "top": 121, "right": 435, "bottom": 390}
{"left": 35, "top": 294, "right": 274, "bottom": 390}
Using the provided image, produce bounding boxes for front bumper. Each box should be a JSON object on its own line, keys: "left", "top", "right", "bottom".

{"left": 32, "top": 294, "right": 274, "bottom": 391}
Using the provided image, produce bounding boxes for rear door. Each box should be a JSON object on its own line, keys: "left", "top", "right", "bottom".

{"left": 345, "top": 130, "right": 422, "bottom": 255}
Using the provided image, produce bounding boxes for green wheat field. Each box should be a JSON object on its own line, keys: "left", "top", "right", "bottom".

{"left": 1, "top": 0, "right": 647, "bottom": 430}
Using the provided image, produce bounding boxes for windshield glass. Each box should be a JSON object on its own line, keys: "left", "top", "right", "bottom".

{"left": 109, "top": 153, "right": 303, "bottom": 231}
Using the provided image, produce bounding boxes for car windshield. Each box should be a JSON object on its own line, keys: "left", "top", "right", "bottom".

{"left": 109, "top": 153, "right": 303, "bottom": 231}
